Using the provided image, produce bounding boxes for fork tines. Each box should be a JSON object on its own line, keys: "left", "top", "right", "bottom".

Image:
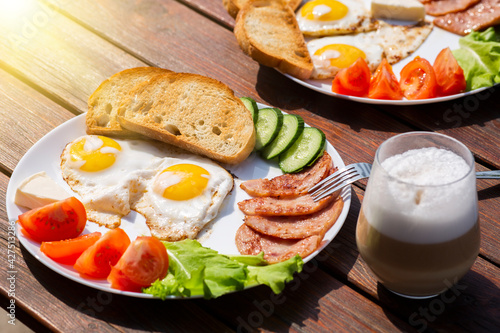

{"left": 309, "top": 163, "right": 371, "bottom": 202}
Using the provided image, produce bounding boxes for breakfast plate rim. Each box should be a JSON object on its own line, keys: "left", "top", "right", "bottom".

{"left": 284, "top": 73, "right": 497, "bottom": 106}
{"left": 6, "top": 105, "right": 351, "bottom": 299}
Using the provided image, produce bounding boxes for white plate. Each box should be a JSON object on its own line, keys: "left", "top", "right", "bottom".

{"left": 286, "top": 1, "right": 495, "bottom": 105}
{"left": 6, "top": 105, "right": 351, "bottom": 299}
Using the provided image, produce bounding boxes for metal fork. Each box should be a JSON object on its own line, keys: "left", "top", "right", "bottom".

{"left": 476, "top": 170, "right": 500, "bottom": 179}
{"left": 309, "top": 164, "right": 500, "bottom": 202}
{"left": 309, "top": 163, "right": 372, "bottom": 201}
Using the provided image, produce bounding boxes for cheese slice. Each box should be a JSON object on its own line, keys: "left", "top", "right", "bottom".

{"left": 371, "top": 0, "right": 425, "bottom": 22}
{"left": 15, "top": 171, "right": 71, "bottom": 209}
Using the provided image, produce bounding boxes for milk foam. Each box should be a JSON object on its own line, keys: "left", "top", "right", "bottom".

{"left": 381, "top": 147, "right": 469, "bottom": 186}
{"left": 363, "top": 147, "right": 478, "bottom": 244}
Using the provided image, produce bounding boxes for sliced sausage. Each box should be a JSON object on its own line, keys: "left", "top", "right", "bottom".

{"left": 244, "top": 197, "right": 344, "bottom": 239}
{"left": 240, "top": 152, "right": 333, "bottom": 198}
{"left": 235, "top": 224, "right": 321, "bottom": 264}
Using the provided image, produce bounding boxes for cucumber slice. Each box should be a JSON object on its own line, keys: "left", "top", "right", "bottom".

{"left": 240, "top": 97, "right": 258, "bottom": 123}
{"left": 279, "top": 127, "right": 326, "bottom": 173}
{"left": 254, "top": 108, "right": 283, "bottom": 151}
{"left": 261, "top": 114, "right": 304, "bottom": 160}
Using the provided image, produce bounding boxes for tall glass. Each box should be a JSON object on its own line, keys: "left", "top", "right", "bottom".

{"left": 356, "top": 132, "right": 480, "bottom": 299}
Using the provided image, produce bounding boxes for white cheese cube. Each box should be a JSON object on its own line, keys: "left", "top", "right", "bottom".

{"left": 15, "top": 171, "right": 71, "bottom": 209}
{"left": 371, "top": 0, "right": 426, "bottom": 22}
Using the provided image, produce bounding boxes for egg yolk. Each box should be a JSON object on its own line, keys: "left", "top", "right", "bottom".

{"left": 314, "top": 44, "right": 366, "bottom": 69}
{"left": 301, "top": 0, "right": 348, "bottom": 21}
{"left": 155, "top": 164, "right": 210, "bottom": 201}
{"left": 69, "top": 136, "right": 121, "bottom": 172}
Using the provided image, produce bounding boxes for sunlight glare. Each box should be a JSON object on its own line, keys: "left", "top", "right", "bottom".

{"left": 0, "top": 0, "right": 36, "bottom": 20}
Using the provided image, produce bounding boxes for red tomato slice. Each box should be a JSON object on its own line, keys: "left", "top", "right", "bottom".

{"left": 368, "top": 59, "right": 403, "bottom": 100}
{"left": 399, "top": 56, "right": 438, "bottom": 100}
{"left": 18, "top": 197, "right": 86, "bottom": 242}
{"left": 433, "top": 47, "right": 466, "bottom": 96}
{"left": 331, "top": 57, "right": 371, "bottom": 97}
{"left": 40, "top": 232, "right": 101, "bottom": 265}
{"left": 108, "top": 236, "right": 169, "bottom": 292}
{"left": 74, "top": 228, "right": 130, "bottom": 278}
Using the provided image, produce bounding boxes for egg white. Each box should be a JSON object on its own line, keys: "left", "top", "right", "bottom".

{"left": 363, "top": 21, "right": 434, "bottom": 65}
{"left": 132, "top": 155, "right": 234, "bottom": 241}
{"left": 296, "top": 0, "right": 378, "bottom": 37}
{"left": 61, "top": 136, "right": 171, "bottom": 227}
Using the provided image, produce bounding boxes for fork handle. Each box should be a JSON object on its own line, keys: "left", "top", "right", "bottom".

{"left": 476, "top": 171, "right": 500, "bottom": 179}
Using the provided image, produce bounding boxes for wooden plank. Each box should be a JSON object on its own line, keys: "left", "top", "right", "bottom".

{"left": 373, "top": 257, "right": 500, "bottom": 333}
{"left": 0, "top": 1, "right": 146, "bottom": 113}
{"left": 201, "top": 267, "right": 415, "bottom": 332}
{"left": 44, "top": 0, "right": 264, "bottom": 95}
{"left": 181, "top": 0, "right": 235, "bottom": 29}
{"left": 476, "top": 176, "right": 500, "bottom": 264}
{"left": 381, "top": 89, "right": 500, "bottom": 169}
{"left": 0, "top": 69, "right": 74, "bottom": 172}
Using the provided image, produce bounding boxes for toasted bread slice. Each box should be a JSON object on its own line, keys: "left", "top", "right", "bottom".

{"left": 86, "top": 67, "right": 172, "bottom": 137}
{"left": 223, "top": 0, "right": 302, "bottom": 18}
{"left": 234, "top": 0, "right": 313, "bottom": 80}
{"left": 117, "top": 72, "right": 255, "bottom": 164}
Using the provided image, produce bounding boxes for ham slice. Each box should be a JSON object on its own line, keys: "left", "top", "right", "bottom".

{"left": 235, "top": 224, "right": 321, "bottom": 264}
{"left": 235, "top": 151, "right": 345, "bottom": 263}
{"left": 433, "top": 0, "right": 500, "bottom": 35}
{"left": 424, "top": 0, "right": 480, "bottom": 16}
{"left": 240, "top": 152, "right": 333, "bottom": 198}
{"left": 244, "top": 197, "right": 344, "bottom": 239}
{"left": 238, "top": 192, "right": 336, "bottom": 216}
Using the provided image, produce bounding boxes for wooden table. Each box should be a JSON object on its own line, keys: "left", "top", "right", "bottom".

{"left": 0, "top": 1, "right": 498, "bottom": 332}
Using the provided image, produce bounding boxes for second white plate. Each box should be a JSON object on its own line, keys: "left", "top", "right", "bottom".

{"left": 285, "top": 1, "right": 494, "bottom": 105}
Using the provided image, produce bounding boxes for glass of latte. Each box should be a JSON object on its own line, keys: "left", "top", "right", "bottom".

{"left": 356, "top": 132, "right": 480, "bottom": 299}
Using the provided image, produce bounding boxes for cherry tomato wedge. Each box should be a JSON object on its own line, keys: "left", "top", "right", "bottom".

{"left": 433, "top": 47, "right": 466, "bottom": 96}
{"left": 18, "top": 197, "right": 86, "bottom": 242}
{"left": 331, "top": 57, "right": 371, "bottom": 97}
{"left": 74, "top": 228, "right": 130, "bottom": 278}
{"left": 108, "top": 236, "right": 169, "bottom": 292}
{"left": 399, "top": 56, "right": 438, "bottom": 100}
{"left": 368, "top": 59, "right": 403, "bottom": 100}
{"left": 40, "top": 232, "right": 101, "bottom": 265}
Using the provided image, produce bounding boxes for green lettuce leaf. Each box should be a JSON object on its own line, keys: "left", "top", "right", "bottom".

{"left": 452, "top": 28, "right": 500, "bottom": 90}
{"left": 143, "top": 239, "right": 303, "bottom": 299}
{"left": 227, "top": 252, "right": 268, "bottom": 266}
{"left": 246, "top": 257, "right": 304, "bottom": 294}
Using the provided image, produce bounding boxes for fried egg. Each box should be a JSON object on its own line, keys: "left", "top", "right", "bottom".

{"left": 307, "top": 21, "right": 433, "bottom": 79}
{"left": 60, "top": 135, "right": 170, "bottom": 227}
{"left": 60, "top": 135, "right": 233, "bottom": 240}
{"left": 132, "top": 157, "right": 233, "bottom": 241}
{"left": 307, "top": 34, "right": 384, "bottom": 79}
{"left": 296, "top": 0, "right": 378, "bottom": 37}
